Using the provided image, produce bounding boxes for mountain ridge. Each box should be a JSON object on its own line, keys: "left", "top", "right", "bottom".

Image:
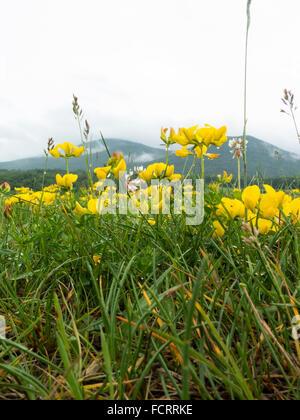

{"left": 0, "top": 136, "right": 299, "bottom": 177}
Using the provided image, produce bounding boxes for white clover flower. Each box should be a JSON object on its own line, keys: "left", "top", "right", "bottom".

{"left": 229, "top": 138, "right": 247, "bottom": 159}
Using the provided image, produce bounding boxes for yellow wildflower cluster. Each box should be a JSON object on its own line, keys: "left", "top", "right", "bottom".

{"left": 139, "top": 163, "right": 181, "bottom": 183}
{"left": 5, "top": 188, "right": 57, "bottom": 208}
{"left": 213, "top": 184, "right": 300, "bottom": 237}
{"left": 50, "top": 142, "right": 85, "bottom": 159}
{"left": 171, "top": 124, "right": 227, "bottom": 161}
{"left": 1, "top": 136, "right": 299, "bottom": 243}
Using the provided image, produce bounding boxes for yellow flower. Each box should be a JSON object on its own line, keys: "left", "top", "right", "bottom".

{"left": 173, "top": 126, "right": 198, "bottom": 146}
{"left": 94, "top": 166, "right": 111, "bottom": 180}
{"left": 107, "top": 153, "right": 127, "bottom": 180}
{"left": 218, "top": 171, "right": 233, "bottom": 184}
{"left": 257, "top": 219, "right": 273, "bottom": 235}
{"left": 175, "top": 146, "right": 192, "bottom": 158}
{"left": 14, "top": 187, "right": 31, "bottom": 194}
{"left": 50, "top": 142, "right": 85, "bottom": 159}
{"left": 88, "top": 198, "right": 98, "bottom": 214}
{"left": 175, "top": 144, "right": 217, "bottom": 160}
{"left": 75, "top": 201, "right": 89, "bottom": 215}
{"left": 34, "top": 191, "right": 56, "bottom": 206}
{"left": 205, "top": 153, "right": 220, "bottom": 160}
{"left": 242, "top": 185, "right": 261, "bottom": 211}
{"left": 161, "top": 127, "right": 177, "bottom": 145}
{"left": 148, "top": 218, "right": 156, "bottom": 226}
{"left": 195, "top": 125, "right": 216, "bottom": 147}
{"left": 213, "top": 221, "right": 225, "bottom": 238}
{"left": 139, "top": 163, "right": 180, "bottom": 182}
{"left": 112, "top": 158, "right": 126, "bottom": 179}
{"left": 194, "top": 145, "right": 208, "bottom": 158}
{"left": 161, "top": 127, "right": 168, "bottom": 143}
{"left": 212, "top": 126, "right": 228, "bottom": 147}
{"left": 263, "top": 185, "right": 286, "bottom": 208}
{"left": 93, "top": 255, "right": 101, "bottom": 266}
{"left": 56, "top": 174, "right": 78, "bottom": 188}
{"left": 195, "top": 125, "right": 227, "bottom": 147}
{"left": 217, "top": 198, "right": 245, "bottom": 219}
{"left": 43, "top": 184, "right": 60, "bottom": 193}
{"left": 169, "top": 174, "right": 182, "bottom": 182}
{"left": 289, "top": 198, "right": 300, "bottom": 224}
{"left": 139, "top": 164, "right": 155, "bottom": 182}
{"left": 259, "top": 198, "right": 277, "bottom": 219}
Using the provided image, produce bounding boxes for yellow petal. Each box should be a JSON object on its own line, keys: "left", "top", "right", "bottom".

{"left": 242, "top": 185, "right": 261, "bottom": 211}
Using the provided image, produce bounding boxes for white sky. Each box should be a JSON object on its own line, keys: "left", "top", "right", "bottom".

{"left": 0, "top": 0, "right": 300, "bottom": 161}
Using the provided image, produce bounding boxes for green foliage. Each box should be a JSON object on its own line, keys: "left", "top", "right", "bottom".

{"left": 0, "top": 170, "right": 89, "bottom": 190}
{"left": 0, "top": 186, "right": 299, "bottom": 400}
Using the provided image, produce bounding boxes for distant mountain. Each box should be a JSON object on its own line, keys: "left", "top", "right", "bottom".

{"left": 0, "top": 136, "right": 299, "bottom": 178}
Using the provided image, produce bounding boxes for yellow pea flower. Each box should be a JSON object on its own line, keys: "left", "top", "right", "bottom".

{"left": 169, "top": 174, "right": 182, "bottom": 182}
{"left": 263, "top": 185, "right": 286, "bottom": 208}
{"left": 49, "top": 148, "right": 61, "bottom": 159}
{"left": 139, "top": 165, "right": 155, "bottom": 182}
{"left": 218, "top": 171, "right": 233, "bottom": 184}
{"left": 257, "top": 218, "right": 273, "bottom": 235}
{"left": 259, "top": 195, "right": 278, "bottom": 219}
{"left": 34, "top": 191, "right": 56, "bottom": 206}
{"left": 161, "top": 127, "right": 177, "bottom": 145}
{"left": 148, "top": 218, "right": 156, "bottom": 227}
{"left": 75, "top": 201, "right": 89, "bottom": 215}
{"left": 139, "top": 163, "right": 180, "bottom": 182}
{"left": 195, "top": 126, "right": 215, "bottom": 147}
{"left": 93, "top": 255, "right": 101, "bottom": 266}
{"left": 182, "top": 126, "right": 199, "bottom": 144}
{"left": 195, "top": 125, "right": 227, "bottom": 147}
{"left": 87, "top": 198, "right": 98, "bottom": 214}
{"left": 107, "top": 153, "right": 127, "bottom": 180}
{"left": 194, "top": 145, "right": 208, "bottom": 158}
{"left": 50, "top": 142, "right": 85, "bottom": 159}
{"left": 56, "top": 174, "right": 78, "bottom": 188}
{"left": 205, "top": 153, "right": 220, "bottom": 160}
{"left": 242, "top": 185, "right": 261, "bottom": 211}
{"left": 94, "top": 166, "right": 111, "bottom": 180}
{"left": 174, "top": 126, "right": 198, "bottom": 146}
{"left": 289, "top": 198, "right": 300, "bottom": 224}
{"left": 175, "top": 146, "right": 192, "bottom": 158}
{"left": 154, "top": 163, "right": 169, "bottom": 177}
{"left": 212, "top": 126, "right": 228, "bottom": 147}
{"left": 213, "top": 221, "right": 225, "bottom": 238}
{"left": 217, "top": 198, "right": 245, "bottom": 219}
{"left": 14, "top": 187, "right": 31, "bottom": 194}
{"left": 112, "top": 158, "right": 126, "bottom": 179}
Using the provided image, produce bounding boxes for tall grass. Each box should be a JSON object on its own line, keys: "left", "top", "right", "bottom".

{"left": 0, "top": 192, "right": 299, "bottom": 399}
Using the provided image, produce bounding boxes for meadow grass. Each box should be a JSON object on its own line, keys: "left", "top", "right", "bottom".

{"left": 0, "top": 180, "right": 299, "bottom": 400}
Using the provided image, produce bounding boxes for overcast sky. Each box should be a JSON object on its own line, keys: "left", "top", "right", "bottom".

{"left": 0, "top": 0, "right": 300, "bottom": 162}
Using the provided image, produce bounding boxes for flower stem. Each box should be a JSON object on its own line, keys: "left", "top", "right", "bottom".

{"left": 65, "top": 157, "right": 69, "bottom": 174}
{"left": 183, "top": 155, "right": 197, "bottom": 183}
{"left": 242, "top": 0, "right": 252, "bottom": 188}
{"left": 201, "top": 150, "right": 205, "bottom": 180}
{"left": 238, "top": 158, "right": 241, "bottom": 190}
